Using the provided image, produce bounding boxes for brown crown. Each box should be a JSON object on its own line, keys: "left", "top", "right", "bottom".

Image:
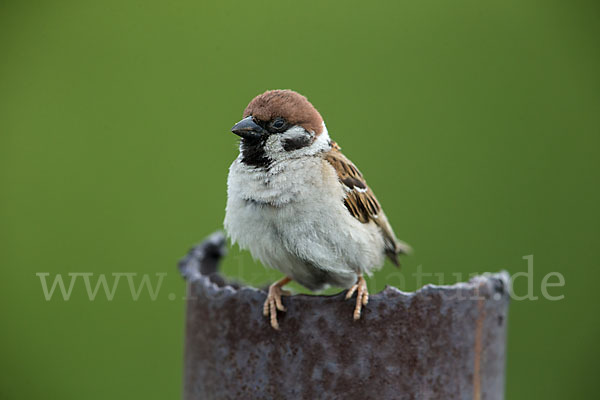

{"left": 243, "top": 90, "right": 324, "bottom": 135}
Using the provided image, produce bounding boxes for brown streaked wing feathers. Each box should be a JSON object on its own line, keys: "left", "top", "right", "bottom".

{"left": 325, "top": 145, "right": 403, "bottom": 266}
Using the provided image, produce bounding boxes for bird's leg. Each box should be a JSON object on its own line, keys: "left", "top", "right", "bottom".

{"left": 345, "top": 275, "right": 369, "bottom": 321}
{"left": 263, "top": 276, "right": 292, "bottom": 330}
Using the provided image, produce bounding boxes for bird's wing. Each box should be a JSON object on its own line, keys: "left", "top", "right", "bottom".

{"left": 324, "top": 143, "right": 408, "bottom": 266}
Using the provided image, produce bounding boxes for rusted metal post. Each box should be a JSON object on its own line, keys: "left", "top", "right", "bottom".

{"left": 179, "top": 233, "right": 509, "bottom": 400}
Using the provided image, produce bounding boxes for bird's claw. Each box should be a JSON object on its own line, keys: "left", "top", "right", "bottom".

{"left": 263, "top": 283, "right": 290, "bottom": 330}
{"left": 346, "top": 276, "right": 369, "bottom": 320}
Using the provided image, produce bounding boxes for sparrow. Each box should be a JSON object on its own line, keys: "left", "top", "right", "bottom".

{"left": 224, "top": 90, "right": 409, "bottom": 330}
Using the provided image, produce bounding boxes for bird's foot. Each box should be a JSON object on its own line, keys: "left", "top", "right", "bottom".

{"left": 345, "top": 275, "right": 369, "bottom": 320}
{"left": 263, "top": 277, "right": 291, "bottom": 330}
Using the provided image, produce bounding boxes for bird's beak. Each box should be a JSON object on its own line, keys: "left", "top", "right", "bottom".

{"left": 231, "top": 116, "right": 266, "bottom": 140}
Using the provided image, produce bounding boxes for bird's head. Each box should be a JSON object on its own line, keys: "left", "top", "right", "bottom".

{"left": 231, "top": 90, "right": 330, "bottom": 168}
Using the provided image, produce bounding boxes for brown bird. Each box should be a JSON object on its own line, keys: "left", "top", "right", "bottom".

{"left": 224, "top": 90, "right": 410, "bottom": 329}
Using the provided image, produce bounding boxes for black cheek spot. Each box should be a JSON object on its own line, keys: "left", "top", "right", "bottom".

{"left": 282, "top": 135, "right": 312, "bottom": 151}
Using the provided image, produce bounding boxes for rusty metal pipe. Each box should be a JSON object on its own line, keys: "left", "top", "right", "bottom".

{"left": 179, "top": 232, "right": 509, "bottom": 399}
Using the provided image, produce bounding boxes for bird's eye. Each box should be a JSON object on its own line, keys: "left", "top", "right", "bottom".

{"left": 271, "top": 118, "right": 285, "bottom": 130}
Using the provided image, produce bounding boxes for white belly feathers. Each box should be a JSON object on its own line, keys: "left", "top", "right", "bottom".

{"left": 224, "top": 155, "right": 385, "bottom": 291}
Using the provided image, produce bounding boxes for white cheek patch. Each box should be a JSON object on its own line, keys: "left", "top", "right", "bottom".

{"left": 264, "top": 125, "right": 311, "bottom": 158}
{"left": 264, "top": 122, "right": 332, "bottom": 161}
{"left": 282, "top": 125, "right": 311, "bottom": 141}
{"left": 281, "top": 126, "right": 314, "bottom": 151}
{"left": 264, "top": 134, "right": 286, "bottom": 155}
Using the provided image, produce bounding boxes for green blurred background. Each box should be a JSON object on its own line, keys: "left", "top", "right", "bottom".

{"left": 1, "top": 0, "right": 598, "bottom": 398}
